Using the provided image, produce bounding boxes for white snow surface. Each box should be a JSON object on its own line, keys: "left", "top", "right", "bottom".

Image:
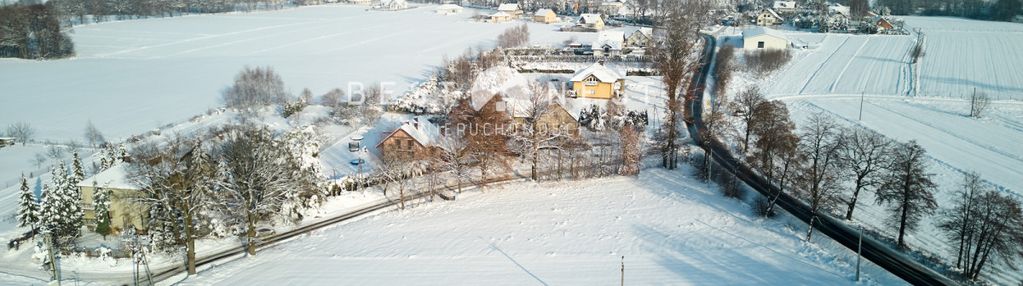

{"left": 178, "top": 170, "right": 905, "bottom": 285}
{"left": 0, "top": 4, "right": 587, "bottom": 142}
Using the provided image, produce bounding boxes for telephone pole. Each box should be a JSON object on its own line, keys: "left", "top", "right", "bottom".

{"left": 856, "top": 226, "right": 862, "bottom": 281}
{"left": 620, "top": 256, "right": 625, "bottom": 286}
{"left": 858, "top": 92, "right": 864, "bottom": 121}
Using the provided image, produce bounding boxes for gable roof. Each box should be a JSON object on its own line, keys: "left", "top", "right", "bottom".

{"left": 470, "top": 66, "right": 531, "bottom": 117}
{"left": 377, "top": 119, "right": 442, "bottom": 148}
{"left": 497, "top": 3, "right": 519, "bottom": 11}
{"left": 491, "top": 11, "right": 511, "bottom": 17}
{"left": 78, "top": 163, "right": 140, "bottom": 190}
{"left": 773, "top": 1, "right": 795, "bottom": 9}
{"left": 628, "top": 27, "right": 652, "bottom": 39}
{"left": 436, "top": 4, "right": 462, "bottom": 10}
{"left": 570, "top": 62, "right": 623, "bottom": 83}
{"left": 743, "top": 26, "right": 787, "bottom": 41}
{"left": 579, "top": 13, "right": 602, "bottom": 24}
{"left": 760, "top": 8, "right": 783, "bottom": 20}
{"left": 593, "top": 30, "right": 625, "bottom": 50}
{"left": 534, "top": 8, "right": 555, "bottom": 16}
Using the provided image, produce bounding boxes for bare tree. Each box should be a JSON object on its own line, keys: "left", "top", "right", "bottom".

{"left": 222, "top": 66, "right": 290, "bottom": 110}
{"left": 84, "top": 121, "right": 106, "bottom": 147}
{"left": 876, "top": 140, "right": 938, "bottom": 249}
{"left": 6, "top": 121, "right": 35, "bottom": 145}
{"left": 649, "top": 0, "right": 710, "bottom": 170}
{"left": 939, "top": 177, "right": 1023, "bottom": 280}
{"left": 838, "top": 127, "right": 892, "bottom": 220}
{"left": 618, "top": 125, "right": 643, "bottom": 176}
{"left": 797, "top": 113, "right": 844, "bottom": 240}
{"left": 713, "top": 45, "right": 736, "bottom": 99}
{"left": 734, "top": 86, "right": 766, "bottom": 154}
{"left": 436, "top": 135, "right": 471, "bottom": 193}
{"left": 749, "top": 101, "right": 798, "bottom": 215}
{"left": 969, "top": 89, "right": 990, "bottom": 118}
{"left": 448, "top": 97, "right": 511, "bottom": 186}
{"left": 513, "top": 84, "right": 565, "bottom": 181}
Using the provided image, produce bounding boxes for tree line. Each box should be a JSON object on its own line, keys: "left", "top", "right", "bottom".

{"left": 706, "top": 83, "right": 1023, "bottom": 281}
{"left": 0, "top": 3, "right": 75, "bottom": 59}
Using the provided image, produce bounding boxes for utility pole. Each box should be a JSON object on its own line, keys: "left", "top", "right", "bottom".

{"left": 45, "top": 231, "right": 62, "bottom": 286}
{"left": 856, "top": 226, "right": 862, "bottom": 282}
{"left": 970, "top": 88, "right": 976, "bottom": 117}
{"left": 858, "top": 92, "right": 864, "bottom": 121}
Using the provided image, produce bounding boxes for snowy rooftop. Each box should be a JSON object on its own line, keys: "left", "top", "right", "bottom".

{"left": 593, "top": 30, "right": 625, "bottom": 50}
{"left": 763, "top": 8, "right": 783, "bottom": 20}
{"left": 570, "top": 62, "right": 623, "bottom": 83}
{"left": 534, "top": 8, "right": 554, "bottom": 16}
{"left": 491, "top": 11, "right": 511, "bottom": 17}
{"left": 579, "top": 13, "right": 602, "bottom": 24}
{"left": 743, "top": 26, "right": 787, "bottom": 40}
{"left": 435, "top": 4, "right": 462, "bottom": 10}
{"left": 78, "top": 163, "right": 140, "bottom": 190}
{"left": 773, "top": 1, "right": 795, "bottom": 9}
{"left": 388, "top": 118, "right": 442, "bottom": 147}
{"left": 470, "top": 66, "right": 532, "bottom": 117}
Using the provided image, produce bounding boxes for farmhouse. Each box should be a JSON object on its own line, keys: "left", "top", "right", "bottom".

{"left": 877, "top": 17, "right": 895, "bottom": 32}
{"left": 756, "top": 9, "right": 783, "bottom": 26}
{"left": 497, "top": 3, "right": 522, "bottom": 16}
{"left": 377, "top": 118, "right": 442, "bottom": 161}
{"left": 592, "top": 30, "right": 625, "bottom": 57}
{"left": 533, "top": 9, "right": 558, "bottom": 23}
{"left": 625, "top": 27, "right": 652, "bottom": 48}
{"left": 435, "top": 4, "right": 463, "bottom": 15}
{"left": 489, "top": 11, "right": 514, "bottom": 23}
{"left": 570, "top": 62, "right": 625, "bottom": 100}
{"left": 743, "top": 26, "right": 789, "bottom": 50}
{"left": 78, "top": 164, "right": 148, "bottom": 234}
{"left": 578, "top": 13, "right": 605, "bottom": 30}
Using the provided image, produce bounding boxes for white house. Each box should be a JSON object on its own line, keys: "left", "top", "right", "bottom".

{"left": 592, "top": 30, "right": 625, "bottom": 56}
{"left": 756, "top": 9, "right": 783, "bottom": 26}
{"left": 624, "top": 27, "right": 652, "bottom": 48}
{"left": 828, "top": 3, "right": 850, "bottom": 16}
{"left": 772, "top": 1, "right": 797, "bottom": 13}
{"left": 578, "top": 13, "right": 605, "bottom": 30}
{"left": 498, "top": 3, "right": 522, "bottom": 16}
{"left": 743, "top": 27, "right": 789, "bottom": 50}
{"left": 435, "top": 4, "right": 463, "bottom": 15}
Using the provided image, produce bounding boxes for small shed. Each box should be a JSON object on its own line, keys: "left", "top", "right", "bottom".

{"left": 743, "top": 27, "right": 789, "bottom": 50}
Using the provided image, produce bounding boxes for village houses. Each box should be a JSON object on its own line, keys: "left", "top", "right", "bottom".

{"left": 533, "top": 8, "right": 558, "bottom": 23}
{"left": 578, "top": 13, "right": 605, "bottom": 30}
{"left": 570, "top": 62, "right": 625, "bottom": 100}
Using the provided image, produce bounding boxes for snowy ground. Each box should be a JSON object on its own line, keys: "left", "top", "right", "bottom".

{"left": 714, "top": 17, "right": 1023, "bottom": 284}
{"left": 177, "top": 169, "right": 905, "bottom": 285}
{"left": 0, "top": 4, "right": 590, "bottom": 142}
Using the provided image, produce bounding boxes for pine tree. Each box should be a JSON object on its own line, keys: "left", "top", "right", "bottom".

{"left": 93, "top": 187, "right": 112, "bottom": 240}
{"left": 71, "top": 152, "right": 85, "bottom": 184}
{"left": 17, "top": 175, "right": 39, "bottom": 228}
{"left": 40, "top": 163, "right": 83, "bottom": 246}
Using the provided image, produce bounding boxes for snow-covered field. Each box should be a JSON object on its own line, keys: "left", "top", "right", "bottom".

{"left": 178, "top": 169, "right": 905, "bottom": 285}
{"left": 716, "top": 17, "right": 1023, "bottom": 284}
{"left": 0, "top": 4, "right": 593, "bottom": 142}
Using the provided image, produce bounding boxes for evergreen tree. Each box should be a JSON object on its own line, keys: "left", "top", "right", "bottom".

{"left": 71, "top": 152, "right": 85, "bottom": 183}
{"left": 93, "top": 187, "right": 112, "bottom": 240}
{"left": 17, "top": 174, "right": 39, "bottom": 228}
{"left": 40, "top": 163, "right": 83, "bottom": 247}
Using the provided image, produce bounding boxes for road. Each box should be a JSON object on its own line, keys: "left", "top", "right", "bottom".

{"left": 686, "top": 34, "right": 957, "bottom": 286}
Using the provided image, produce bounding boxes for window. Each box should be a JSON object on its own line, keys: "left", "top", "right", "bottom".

{"left": 758, "top": 41, "right": 765, "bottom": 49}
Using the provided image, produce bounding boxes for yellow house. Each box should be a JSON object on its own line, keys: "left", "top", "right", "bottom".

{"left": 489, "top": 11, "right": 513, "bottom": 23}
{"left": 78, "top": 164, "right": 148, "bottom": 234}
{"left": 570, "top": 62, "right": 625, "bottom": 99}
{"left": 533, "top": 9, "right": 557, "bottom": 23}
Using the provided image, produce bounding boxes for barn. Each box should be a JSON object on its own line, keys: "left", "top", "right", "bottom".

{"left": 742, "top": 27, "right": 789, "bottom": 50}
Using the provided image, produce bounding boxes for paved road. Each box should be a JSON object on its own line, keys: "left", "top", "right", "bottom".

{"left": 686, "top": 34, "right": 956, "bottom": 286}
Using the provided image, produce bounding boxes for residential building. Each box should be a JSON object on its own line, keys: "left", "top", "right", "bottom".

{"left": 498, "top": 3, "right": 522, "bottom": 16}
{"left": 435, "top": 4, "right": 463, "bottom": 15}
{"left": 624, "top": 27, "right": 652, "bottom": 48}
{"left": 377, "top": 118, "right": 442, "bottom": 161}
{"left": 742, "top": 26, "right": 789, "bottom": 50}
{"left": 578, "top": 13, "right": 605, "bottom": 30}
{"left": 533, "top": 9, "right": 558, "bottom": 23}
{"left": 592, "top": 30, "right": 625, "bottom": 56}
{"left": 570, "top": 62, "right": 625, "bottom": 100}
{"left": 78, "top": 164, "right": 148, "bottom": 234}
{"left": 756, "top": 9, "right": 783, "bottom": 26}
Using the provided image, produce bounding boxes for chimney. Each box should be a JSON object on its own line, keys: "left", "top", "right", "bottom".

{"left": 413, "top": 117, "right": 420, "bottom": 129}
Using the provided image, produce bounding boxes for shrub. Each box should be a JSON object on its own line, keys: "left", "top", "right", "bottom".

{"left": 745, "top": 49, "right": 791, "bottom": 76}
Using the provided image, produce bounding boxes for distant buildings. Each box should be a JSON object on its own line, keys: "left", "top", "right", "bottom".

{"left": 743, "top": 27, "right": 789, "bottom": 50}
{"left": 497, "top": 3, "right": 522, "bottom": 17}
{"left": 773, "top": 1, "right": 797, "bottom": 14}
{"left": 489, "top": 11, "right": 514, "bottom": 23}
{"left": 592, "top": 30, "right": 625, "bottom": 57}
{"left": 377, "top": 118, "right": 442, "bottom": 161}
{"left": 78, "top": 164, "right": 147, "bottom": 234}
{"left": 624, "top": 28, "right": 653, "bottom": 48}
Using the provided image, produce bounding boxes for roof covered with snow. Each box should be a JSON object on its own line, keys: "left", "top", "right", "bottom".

{"left": 497, "top": 3, "right": 519, "bottom": 11}
{"left": 534, "top": 8, "right": 555, "bottom": 16}
{"left": 570, "top": 62, "right": 623, "bottom": 83}
{"left": 761, "top": 8, "right": 782, "bottom": 20}
{"left": 78, "top": 163, "right": 140, "bottom": 190}
{"left": 579, "top": 13, "right": 602, "bottom": 24}
{"left": 395, "top": 118, "right": 442, "bottom": 147}
{"left": 469, "top": 66, "right": 532, "bottom": 117}
{"left": 593, "top": 30, "right": 625, "bottom": 50}
{"left": 773, "top": 1, "right": 795, "bottom": 9}
{"left": 491, "top": 11, "right": 511, "bottom": 17}
{"left": 743, "top": 26, "right": 787, "bottom": 41}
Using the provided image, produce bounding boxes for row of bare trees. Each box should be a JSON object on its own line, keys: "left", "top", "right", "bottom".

{"left": 0, "top": 4, "right": 75, "bottom": 59}
{"left": 722, "top": 86, "right": 1022, "bottom": 280}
